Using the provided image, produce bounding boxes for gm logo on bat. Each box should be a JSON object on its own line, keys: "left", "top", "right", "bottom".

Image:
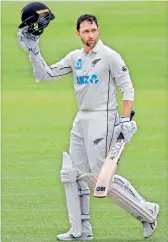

{"left": 96, "top": 186, "right": 106, "bottom": 192}
{"left": 77, "top": 74, "right": 99, "bottom": 85}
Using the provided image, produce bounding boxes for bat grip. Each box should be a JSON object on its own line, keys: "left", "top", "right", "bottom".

{"left": 118, "top": 110, "right": 135, "bottom": 140}
{"left": 130, "top": 110, "right": 135, "bottom": 121}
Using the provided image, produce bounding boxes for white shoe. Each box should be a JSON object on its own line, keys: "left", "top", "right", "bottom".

{"left": 57, "top": 231, "right": 93, "bottom": 241}
{"left": 142, "top": 203, "right": 160, "bottom": 238}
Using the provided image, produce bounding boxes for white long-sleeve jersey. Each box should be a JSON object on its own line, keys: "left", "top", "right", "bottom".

{"left": 29, "top": 40, "right": 134, "bottom": 111}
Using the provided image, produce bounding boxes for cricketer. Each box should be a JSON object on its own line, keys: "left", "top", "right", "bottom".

{"left": 17, "top": 2, "right": 160, "bottom": 240}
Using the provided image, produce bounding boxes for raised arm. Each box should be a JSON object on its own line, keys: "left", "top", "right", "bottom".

{"left": 17, "top": 27, "right": 72, "bottom": 82}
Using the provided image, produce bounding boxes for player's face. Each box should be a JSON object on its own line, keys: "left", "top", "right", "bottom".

{"left": 76, "top": 21, "right": 99, "bottom": 50}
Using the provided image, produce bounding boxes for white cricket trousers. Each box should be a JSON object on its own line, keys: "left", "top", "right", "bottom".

{"left": 69, "top": 110, "right": 119, "bottom": 175}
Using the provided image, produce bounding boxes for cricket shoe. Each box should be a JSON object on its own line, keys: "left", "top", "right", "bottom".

{"left": 142, "top": 203, "right": 160, "bottom": 238}
{"left": 57, "top": 232, "right": 93, "bottom": 241}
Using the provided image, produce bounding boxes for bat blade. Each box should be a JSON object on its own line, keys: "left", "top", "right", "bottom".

{"left": 93, "top": 110, "right": 135, "bottom": 198}
{"left": 93, "top": 138, "right": 125, "bottom": 197}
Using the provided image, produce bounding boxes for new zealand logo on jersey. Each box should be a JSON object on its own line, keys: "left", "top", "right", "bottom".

{"left": 77, "top": 74, "right": 99, "bottom": 85}
{"left": 75, "top": 59, "right": 82, "bottom": 70}
{"left": 91, "top": 58, "right": 102, "bottom": 67}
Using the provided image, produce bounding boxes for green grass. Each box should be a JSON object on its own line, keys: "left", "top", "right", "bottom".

{"left": 1, "top": 1, "right": 168, "bottom": 242}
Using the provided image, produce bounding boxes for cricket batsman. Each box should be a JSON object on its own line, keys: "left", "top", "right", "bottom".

{"left": 17, "top": 2, "right": 160, "bottom": 240}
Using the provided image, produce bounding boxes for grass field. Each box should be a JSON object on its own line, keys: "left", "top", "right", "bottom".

{"left": 1, "top": 1, "right": 168, "bottom": 242}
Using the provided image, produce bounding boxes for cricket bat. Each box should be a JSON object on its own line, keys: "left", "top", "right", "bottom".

{"left": 93, "top": 110, "right": 135, "bottom": 198}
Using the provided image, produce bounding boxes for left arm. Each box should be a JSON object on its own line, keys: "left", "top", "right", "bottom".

{"left": 108, "top": 52, "right": 137, "bottom": 143}
{"left": 108, "top": 52, "right": 134, "bottom": 116}
{"left": 122, "top": 100, "right": 133, "bottom": 117}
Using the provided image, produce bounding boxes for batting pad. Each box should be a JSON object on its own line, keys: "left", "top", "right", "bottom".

{"left": 77, "top": 180, "right": 90, "bottom": 221}
{"left": 79, "top": 173, "right": 156, "bottom": 223}
{"left": 61, "top": 152, "right": 82, "bottom": 237}
{"left": 79, "top": 173, "right": 98, "bottom": 190}
{"left": 109, "top": 183, "right": 156, "bottom": 223}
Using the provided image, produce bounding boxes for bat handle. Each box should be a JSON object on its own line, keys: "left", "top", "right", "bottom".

{"left": 130, "top": 110, "right": 135, "bottom": 121}
{"left": 118, "top": 110, "right": 135, "bottom": 140}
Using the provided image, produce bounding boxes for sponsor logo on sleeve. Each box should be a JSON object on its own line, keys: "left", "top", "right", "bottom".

{"left": 122, "top": 66, "right": 128, "bottom": 72}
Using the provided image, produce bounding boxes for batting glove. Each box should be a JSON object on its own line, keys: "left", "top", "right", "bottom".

{"left": 17, "top": 27, "right": 40, "bottom": 55}
{"left": 120, "top": 116, "right": 137, "bottom": 143}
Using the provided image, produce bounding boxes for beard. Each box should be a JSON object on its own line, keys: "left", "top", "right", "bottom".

{"left": 81, "top": 37, "right": 98, "bottom": 48}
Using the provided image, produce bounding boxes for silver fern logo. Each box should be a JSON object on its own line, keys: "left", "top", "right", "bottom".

{"left": 91, "top": 58, "right": 101, "bottom": 67}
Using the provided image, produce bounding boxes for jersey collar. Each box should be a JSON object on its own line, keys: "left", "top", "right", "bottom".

{"left": 82, "top": 40, "right": 103, "bottom": 54}
{"left": 92, "top": 40, "right": 103, "bottom": 52}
